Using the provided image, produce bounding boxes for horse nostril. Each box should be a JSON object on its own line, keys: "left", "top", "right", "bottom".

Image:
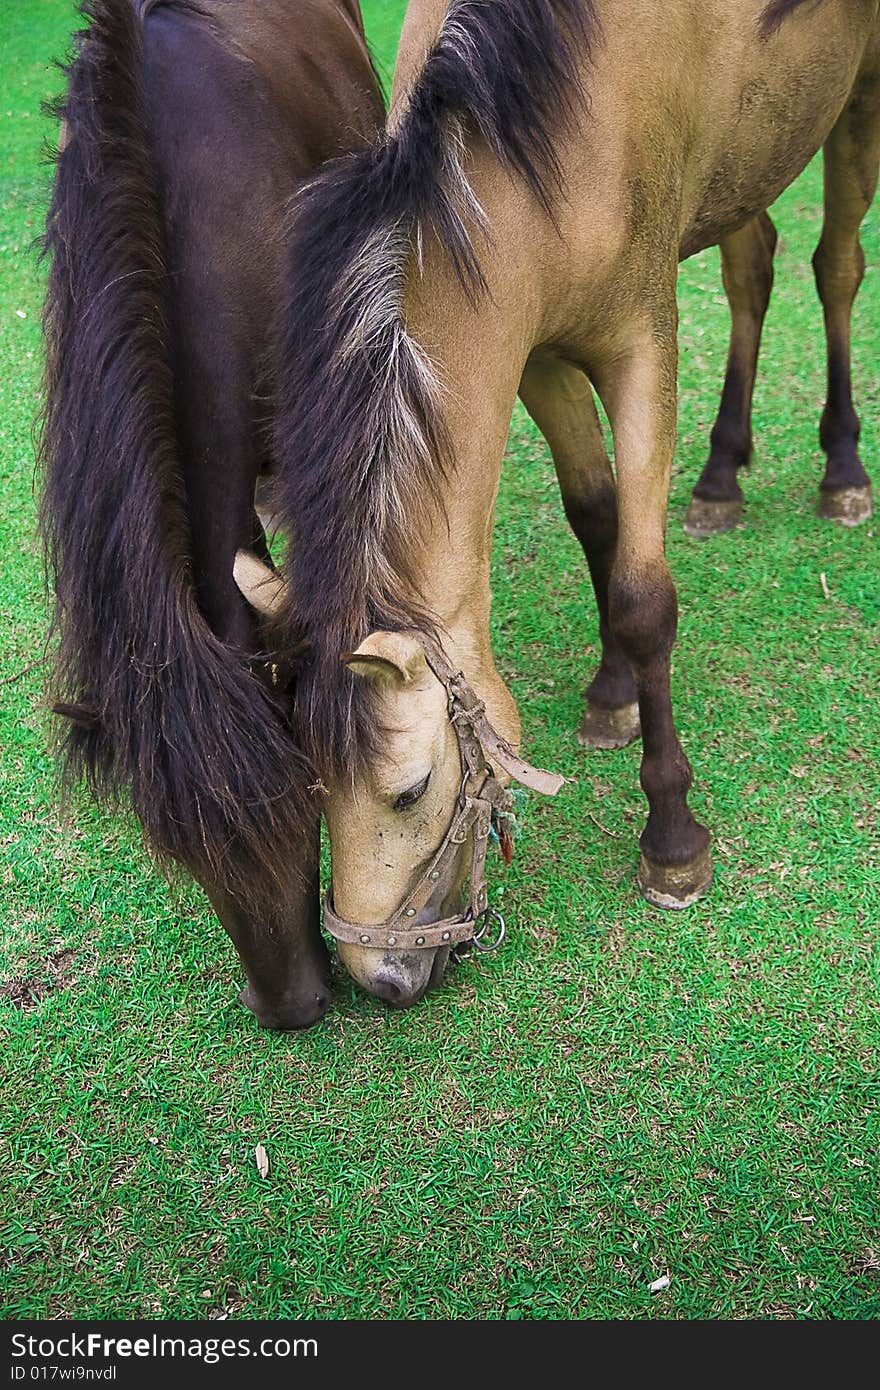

{"left": 372, "top": 973, "right": 407, "bottom": 1007}
{"left": 338, "top": 947, "right": 442, "bottom": 1008}
{"left": 370, "top": 969, "right": 423, "bottom": 1009}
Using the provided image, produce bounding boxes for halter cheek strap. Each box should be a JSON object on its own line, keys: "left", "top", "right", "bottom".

{"left": 322, "top": 633, "right": 564, "bottom": 953}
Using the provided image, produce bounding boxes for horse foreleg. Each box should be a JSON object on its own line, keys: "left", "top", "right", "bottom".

{"left": 519, "top": 355, "right": 640, "bottom": 749}
{"left": 813, "top": 78, "right": 880, "bottom": 526}
{"left": 684, "top": 212, "right": 777, "bottom": 537}
{"left": 598, "top": 322, "right": 713, "bottom": 909}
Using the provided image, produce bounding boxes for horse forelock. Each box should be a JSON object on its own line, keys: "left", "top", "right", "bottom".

{"left": 273, "top": 0, "right": 599, "bottom": 776}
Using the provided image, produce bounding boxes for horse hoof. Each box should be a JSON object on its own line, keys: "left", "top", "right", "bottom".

{"left": 577, "top": 700, "right": 641, "bottom": 750}
{"left": 683, "top": 495, "right": 742, "bottom": 537}
{"left": 817, "top": 484, "right": 873, "bottom": 527}
{"left": 637, "top": 844, "right": 713, "bottom": 910}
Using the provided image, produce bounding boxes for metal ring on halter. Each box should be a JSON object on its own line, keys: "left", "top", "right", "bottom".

{"left": 471, "top": 906, "right": 506, "bottom": 954}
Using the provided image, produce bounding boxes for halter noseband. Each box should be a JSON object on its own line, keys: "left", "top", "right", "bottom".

{"left": 323, "top": 634, "right": 564, "bottom": 954}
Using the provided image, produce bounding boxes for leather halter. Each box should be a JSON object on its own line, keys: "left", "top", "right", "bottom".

{"left": 323, "top": 634, "right": 564, "bottom": 953}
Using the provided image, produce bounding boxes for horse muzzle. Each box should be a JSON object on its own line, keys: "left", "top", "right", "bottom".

{"left": 335, "top": 939, "right": 452, "bottom": 1008}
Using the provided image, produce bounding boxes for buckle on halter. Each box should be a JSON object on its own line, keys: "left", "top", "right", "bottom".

{"left": 471, "top": 905, "right": 506, "bottom": 955}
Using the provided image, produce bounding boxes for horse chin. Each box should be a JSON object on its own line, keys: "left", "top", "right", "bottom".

{"left": 337, "top": 942, "right": 451, "bottom": 1009}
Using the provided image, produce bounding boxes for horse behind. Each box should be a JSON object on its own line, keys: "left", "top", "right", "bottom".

{"left": 40, "top": 0, "right": 384, "bottom": 1028}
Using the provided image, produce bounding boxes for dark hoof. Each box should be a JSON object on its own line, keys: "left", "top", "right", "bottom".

{"left": 817, "top": 484, "right": 873, "bottom": 527}
{"left": 683, "top": 495, "right": 743, "bottom": 537}
{"left": 577, "top": 699, "right": 641, "bottom": 750}
{"left": 239, "top": 985, "right": 331, "bottom": 1031}
{"left": 637, "top": 844, "right": 713, "bottom": 910}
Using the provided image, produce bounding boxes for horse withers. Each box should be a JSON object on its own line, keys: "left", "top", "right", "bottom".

{"left": 40, "top": 0, "right": 384, "bottom": 1028}
{"left": 236, "top": 0, "right": 879, "bottom": 1005}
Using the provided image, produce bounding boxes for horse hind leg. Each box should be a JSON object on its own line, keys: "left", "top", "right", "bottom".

{"left": 812, "top": 76, "right": 880, "bottom": 527}
{"left": 684, "top": 212, "right": 777, "bottom": 537}
{"left": 519, "top": 356, "right": 640, "bottom": 751}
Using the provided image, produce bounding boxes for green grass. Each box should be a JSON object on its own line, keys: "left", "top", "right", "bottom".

{"left": 1, "top": 0, "right": 878, "bottom": 1321}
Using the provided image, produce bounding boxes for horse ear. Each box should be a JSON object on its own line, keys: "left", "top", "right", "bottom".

{"left": 233, "top": 550, "right": 287, "bottom": 617}
{"left": 341, "top": 632, "right": 429, "bottom": 689}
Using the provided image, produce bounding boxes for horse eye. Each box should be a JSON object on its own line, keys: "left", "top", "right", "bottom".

{"left": 393, "top": 773, "right": 431, "bottom": 812}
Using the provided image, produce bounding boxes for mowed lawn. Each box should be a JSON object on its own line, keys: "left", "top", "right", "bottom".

{"left": 1, "top": 0, "right": 878, "bottom": 1321}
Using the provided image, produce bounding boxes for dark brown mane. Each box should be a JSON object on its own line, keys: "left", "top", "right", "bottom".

{"left": 40, "top": 0, "right": 315, "bottom": 907}
{"left": 273, "top": 0, "right": 599, "bottom": 775}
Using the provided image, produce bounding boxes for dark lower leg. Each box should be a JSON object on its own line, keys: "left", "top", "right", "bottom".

{"left": 564, "top": 479, "right": 638, "bottom": 713}
{"left": 687, "top": 213, "right": 777, "bottom": 534}
{"left": 817, "top": 330, "right": 869, "bottom": 493}
{"left": 202, "top": 819, "right": 330, "bottom": 1030}
{"left": 814, "top": 250, "right": 873, "bottom": 519}
{"left": 813, "top": 89, "right": 879, "bottom": 522}
{"left": 597, "top": 318, "right": 713, "bottom": 906}
{"left": 519, "top": 358, "right": 638, "bottom": 745}
{"left": 609, "top": 563, "right": 710, "bottom": 872}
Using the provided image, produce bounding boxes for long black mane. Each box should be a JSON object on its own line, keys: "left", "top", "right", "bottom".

{"left": 273, "top": 0, "right": 598, "bottom": 773}
{"left": 41, "top": 0, "right": 315, "bottom": 905}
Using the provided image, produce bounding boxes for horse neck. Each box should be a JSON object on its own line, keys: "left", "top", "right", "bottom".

{"left": 402, "top": 203, "right": 541, "bottom": 740}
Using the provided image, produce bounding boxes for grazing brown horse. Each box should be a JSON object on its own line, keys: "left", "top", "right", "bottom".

{"left": 40, "top": 0, "right": 384, "bottom": 1028}
{"left": 236, "top": 0, "right": 880, "bottom": 1007}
